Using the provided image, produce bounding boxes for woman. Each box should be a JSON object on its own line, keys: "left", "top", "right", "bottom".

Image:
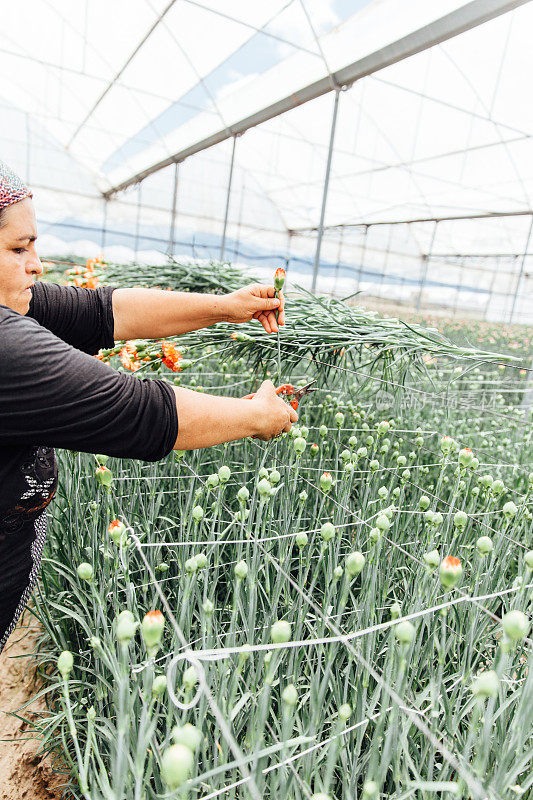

{"left": 0, "top": 161, "right": 297, "bottom": 653}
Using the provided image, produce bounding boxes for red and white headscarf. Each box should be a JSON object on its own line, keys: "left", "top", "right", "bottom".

{"left": 0, "top": 161, "right": 32, "bottom": 210}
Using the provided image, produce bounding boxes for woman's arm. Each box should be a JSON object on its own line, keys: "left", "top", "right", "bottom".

{"left": 172, "top": 380, "right": 298, "bottom": 450}
{"left": 112, "top": 283, "right": 285, "bottom": 340}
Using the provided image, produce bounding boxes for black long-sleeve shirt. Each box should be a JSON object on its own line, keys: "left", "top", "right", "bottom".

{"left": 0, "top": 281, "right": 178, "bottom": 646}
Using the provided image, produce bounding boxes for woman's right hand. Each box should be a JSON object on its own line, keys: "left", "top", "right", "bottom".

{"left": 248, "top": 380, "right": 298, "bottom": 440}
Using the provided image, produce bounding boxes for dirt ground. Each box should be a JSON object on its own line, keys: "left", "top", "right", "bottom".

{"left": 0, "top": 609, "right": 70, "bottom": 799}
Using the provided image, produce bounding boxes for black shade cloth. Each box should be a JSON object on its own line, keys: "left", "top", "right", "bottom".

{"left": 0, "top": 282, "right": 178, "bottom": 651}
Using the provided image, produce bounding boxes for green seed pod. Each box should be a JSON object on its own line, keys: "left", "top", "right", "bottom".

{"left": 394, "top": 620, "right": 415, "bottom": 644}
{"left": 57, "top": 651, "right": 74, "bottom": 679}
{"left": 295, "top": 531, "right": 308, "bottom": 548}
{"left": 502, "top": 610, "right": 530, "bottom": 641}
{"left": 172, "top": 723, "right": 203, "bottom": 752}
{"left": 338, "top": 703, "right": 352, "bottom": 721}
{"left": 161, "top": 744, "right": 194, "bottom": 789}
{"left": 218, "top": 465, "right": 231, "bottom": 484}
{"left": 293, "top": 436, "right": 307, "bottom": 455}
{"left": 77, "top": 562, "right": 93, "bottom": 581}
{"left": 192, "top": 505, "right": 204, "bottom": 523}
{"left": 237, "top": 486, "right": 250, "bottom": 505}
{"left": 271, "top": 620, "right": 291, "bottom": 644}
{"left": 282, "top": 683, "right": 298, "bottom": 707}
{"left": 375, "top": 514, "right": 391, "bottom": 531}
{"left": 390, "top": 602, "right": 401, "bottom": 619}
{"left": 346, "top": 551, "right": 365, "bottom": 577}
{"left": 423, "top": 549, "right": 440, "bottom": 569}
{"left": 141, "top": 610, "right": 165, "bottom": 654}
{"left": 320, "top": 522, "right": 336, "bottom": 542}
{"left": 257, "top": 478, "right": 273, "bottom": 498}
{"left": 476, "top": 536, "right": 493, "bottom": 556}
{"left": 156, "top": 562, "right": 169, "bottom": 572}
{"left": 202, "top": 598, "right": 214, "bottom": 615}
{"left": 471, "top": 670, "right": 499, "bottom": 699}
{"left": 152, "top": 675, "right": 167, "bottom": 697}
{"left": 234, "top": 560, "right": 248, "bottom": 580}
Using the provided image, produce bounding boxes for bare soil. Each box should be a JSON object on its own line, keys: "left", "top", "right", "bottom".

{"left": 0, "top": 609, "right": 71, "bottom": 799}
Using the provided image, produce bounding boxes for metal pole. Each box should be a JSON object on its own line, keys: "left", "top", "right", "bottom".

{"left": 134, "top": 184, "right": 142, "bottom": 260}
{"left": 509, "top": 213, "right": 533, "bottom": 325}
{"left": 416, "top": 220, "right": 438, "bottom": 311}
{"left": 356, "top": 225, "right": 368, "bottom": 294}
{"left": 285, "top": 231, "right": 292, "bottom": 274}
{"left": 333, "top": 226, "right": 344, "bottom": 297}
{"left": 168, "top": 162, "right": 179, "bottom": 258}
{"left": 312, "top": 88, "right": 341, "bottom": 294}
{"left": 220, "top": 136, "right": 237, "bottom": 262}
{"left": 101, "top": 198, "right": 108, "bottom": 250}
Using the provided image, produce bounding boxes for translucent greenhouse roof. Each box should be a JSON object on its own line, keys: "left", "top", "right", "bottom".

{"left": 2, "top": 0, "right": 533, "bottom": 236}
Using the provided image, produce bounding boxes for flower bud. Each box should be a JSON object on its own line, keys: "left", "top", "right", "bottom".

{"left": 334, "top": 412, "right": 344, "bottom": 428}
{"left": 502, "top": 501, "right": 517, "bottom": 519}
{"left": 293, "top": 436, "right": 307, "bottom": 455}
{"left": 269, "top": 469, "right": 281, "bottom": 485}
{"left": 183, "top": 665, "right": 198, "bottom": 689}
{"left": 348, "top": 435, "right": 357, "bottom": 447}
{"left": 419, "top": 496, "right": 430, "bottom": 511}
{"left": 274, "top": 267, "right": 286, "bottom": 290}
{"left": 369, "top": 459, "right": 379, "bottom": 473}
{"left": 172, "top": 723, "right": 202, "bottom": 752}
{"left": 390, "top": 602, "right": 401, "bottom": 619}
{"left": 479, "top": 474, "right": 493, "bottom": 489}
{"left": 95, "top": 465, "right": 113, "bottom": 486}
{"left": 320, "top": 472, "right": 333, "bottom": 493}
{"left": 271, "top": 620, "right": 291, "bottom": 644}
{"left": 257, "top": 478, "right": 273, "bottom": 499}
{"left": 453, "top": 510, "right": 468, "bottom": 531}
{"left": 423, "top": 549, "right": 440, "bottom": 570}
{"left": 298, "top": 490, "right": 308, "bottom": 504}
{"left": 58, "top": 651, "right": 74, "bottom": 679}
{"left": 202, "top": 598, "right": 214, "bottom": 615}
{"left": 108, "top": 519, "right": 127, "bottom": 545}
{"left": 152, "top": 675, "right": 167, "bottom": 697}
{"left": 394, "top": 620, "right": 415, "bottom": 645}
{"left": 471, "top": 670, "right": 499, "bottom": 699}
{"left": 77, "top": 562, "right": 93, "bottom": 581}
{"left": 259, "top": 466, "right": 269, "bottom": 478}
{"left": 333, "top": 566, "right": 343, "bottom": 580}
{"left": 192, "top": 505, "right": 204, "bottom": 523}
{"left": 396, "top": 455, "right": 407, "bottom": 468}
{"left": 476, "top": 536, "right": 493, "bottom": 556}
{"left": 338, "top": 703, "right": 352, "bottom": 721}
{"left": 319, "top": 424, "right": 328, "bottom": 437}
{"left": 161, "top": 744, "right": 194, "bottom": 789}
{"left": 116, "top": 611, "right": 138, "bottom": 645}
{"left": 369, "top": 527, "right": 381, "bottom": 544}
{"left": 377, "top": 420, "right": 390, "bottom": 436}
{"left": 206, "top": 473, "right": 219, "bottom": 489}
{"left": 295, "top": 531, "right": 308, "bottom": 548}
{"left": 320, "top": 522, "right": 336, "bottom": 542}
{"left": 375, "top": 514, "right": 391, "bottom": 532}
{"left": 310, "top": 443, "right": 320, "bottom": 457}
{"left": 185, "top": 556, "right": 198, "bottom": 573}
{"left": 362, "top": 780, "right": 379, "bottom": 799}
{"left": 439, "top": 556, "right": 462, "bottom": 590}
{"left": 282, "top": 683, "right": 298, "bottom": 707}
{"left": 346, "top": 551, "right": 365, "bottom": 577}
{"left": 218, "top": 465, "right": 231, "bottom": 484}
{"left": 234, "top": 560, "right": 248, "bottom": 581}
{"left": 502, "top": 610, "right": 530, "bottom": 642}
{"left": 237, "top": 486, "right": 249, "bottom": 506}
{"left": 439, "top": 435, "right": 454, "bottom": 455}
{"left": 491, "top": 479, "right": 505, "bottom": 496}
{"left": 195, "top": 552, "right": 207, "bottom": 569}
{"left": 141, "top": 610, "right": 165, "bottom": 655}
{"left": 525, "top": 551, "right": 533, "bottom": 570}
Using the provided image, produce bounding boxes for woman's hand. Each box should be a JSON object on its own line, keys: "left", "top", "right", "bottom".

{"left": 248, "top": 380, "right": 298, "bottom": 440}
{"left": 222, "top": 283, "right": 285, "bottom": 333}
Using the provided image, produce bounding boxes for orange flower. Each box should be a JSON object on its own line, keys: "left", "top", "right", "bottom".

{"left": 274, "top": 267, "right": 286, "bottom": 290}
{"left": 161, "top": 341, "right": 182, "bottom": 372}
{"left": 442, "top": 555, "right": 461, "bottom": 569}
{"left": 119, "top": 341, "right": 141, "bottom": 371}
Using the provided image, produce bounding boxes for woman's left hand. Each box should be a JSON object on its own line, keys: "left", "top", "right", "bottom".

{"left": 222, "top": 284, "right": 285, "bottom": 333}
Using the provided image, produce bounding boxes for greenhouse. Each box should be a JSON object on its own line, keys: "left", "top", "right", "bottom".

{"left": 0, "top": 1, "right": 531, "bottom": 799}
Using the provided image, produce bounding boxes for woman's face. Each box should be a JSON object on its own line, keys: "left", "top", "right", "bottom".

{"left": 0, "top": 198, "right": 43, "bottom": 314}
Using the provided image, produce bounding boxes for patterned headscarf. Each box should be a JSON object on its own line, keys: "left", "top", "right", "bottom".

{"left": 0, "top": 161, "right": 32, "bottom": 210}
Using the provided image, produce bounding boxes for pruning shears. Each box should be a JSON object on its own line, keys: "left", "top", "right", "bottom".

{"left": 244, "top": 379, "right": 318, "bottom": 410}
